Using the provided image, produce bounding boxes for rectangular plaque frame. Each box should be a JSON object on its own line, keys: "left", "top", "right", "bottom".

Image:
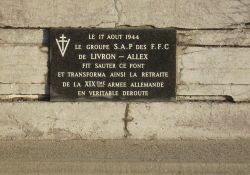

{"left": 50, "top": 28, "right": 176, "bottom": 102}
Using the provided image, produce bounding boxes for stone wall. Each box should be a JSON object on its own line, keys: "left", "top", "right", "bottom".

{"left": 0, "top": 0, "right": 250, "bottom": 174}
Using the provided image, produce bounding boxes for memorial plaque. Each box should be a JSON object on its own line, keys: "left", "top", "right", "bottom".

{"left": 50, "top": 28, "right": 176, "bottom": 101}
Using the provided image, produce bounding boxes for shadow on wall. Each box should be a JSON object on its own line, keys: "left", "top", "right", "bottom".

{"left": 42, "top": 29, "right": 50, "bottom": 101}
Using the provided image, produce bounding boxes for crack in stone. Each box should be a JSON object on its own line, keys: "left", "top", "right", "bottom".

{"left": 114, "top": 0, "right": 122, "bottom": 27}
{"left": 48, "top": 128, "right": 82, "bottom": 139}
{"left": 7, "top": 115, "right": 44, "bottom": 138}
{"left": 237, "top": 0, "right": 250, "bottom": 8}
{"left": 123, "top": 103, "right": 133, "bottom": 138}
{"left": 89, "top": 21, "right": 117, "bottom": 28}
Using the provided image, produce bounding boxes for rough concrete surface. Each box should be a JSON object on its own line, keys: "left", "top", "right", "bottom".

{"left": 0, "top": 102, "right": 249, "bottom": 140}
{"left": 0, "top": 0, "right": 117, "bottom": 27}
{"left": 128, "top": 102, "right": 250, "bottom": 139}
{"left": 0, "top": 102, "right": 126, "bottom": 140}
{"left": 1, "top": 0, "right": 250, "bottom": 28}
{"left": 118, "top": 0, "right": 250, "bottom": 28}
{"left": 178, "top": 29, "right": 250, "bottom": 46}
{"left": 0, "top": 139, "right": 250, "bottom": 174}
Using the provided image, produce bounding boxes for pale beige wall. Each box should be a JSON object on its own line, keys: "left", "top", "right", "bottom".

{"left": 0, "top": 0, "right": 250, "bottom": 140}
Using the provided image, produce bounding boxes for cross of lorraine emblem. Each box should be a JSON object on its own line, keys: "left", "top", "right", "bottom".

{"left": 56, "top": 34, "right": 70, "bottom": 57}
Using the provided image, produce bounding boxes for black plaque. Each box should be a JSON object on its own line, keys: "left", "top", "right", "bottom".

{"left": 50, "top": 28, "right": 176, "bottom": 101}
